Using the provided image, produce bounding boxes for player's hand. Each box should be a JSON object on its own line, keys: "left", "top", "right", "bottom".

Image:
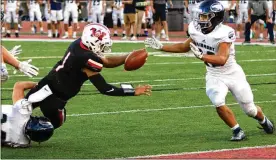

{"left": 144, "top": 37, "right": 163, "bottom": 50}
{"left": 9, "top": 45, "right": 22, "bottom": 57}
{"left": 152, "top": 8, "right": 156, "bottom": 14}
{"left": 18, "top": 59, "right": 39, "bottom": 77}
{"left": 135, "top": 84, "right": 152, "bottom": 96}
{"left": 190, "top": 42, "right": 203, "bottom": 59}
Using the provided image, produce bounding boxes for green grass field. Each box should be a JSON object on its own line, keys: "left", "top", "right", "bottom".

{"left": 1, "top": 41, "right": 276, "bottom": 159}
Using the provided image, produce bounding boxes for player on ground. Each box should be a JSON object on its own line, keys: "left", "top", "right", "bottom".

{"left": 27, "top": 0, "right": 44, "bottom": 34}
{"left": 88, "top": 0, "right": 106, "bottom": 25}
{"left": 145, "top": 0, "right": 274, "bottom": 141}
{"left": 4, "top": 0, "right": 20, "bottom": 37}
{"left": 1, "top": 81, "right": 54, "bottom": 148}
{"left": 63, "top": 0, "right": 79, "bottom": 39}
{"left": 25, "top": 23, "right": 152, "bottom": 130}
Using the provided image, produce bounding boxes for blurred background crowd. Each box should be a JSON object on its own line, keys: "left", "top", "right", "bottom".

{"left": 1, "top": 0, "right": 276, "bottom": 43}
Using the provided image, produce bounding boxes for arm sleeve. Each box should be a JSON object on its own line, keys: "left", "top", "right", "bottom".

{"left": 89, "top": 74, "right": 135, "bottom": 96}
{"left": 84, "top": 53, "right": 104, "bottom": 72}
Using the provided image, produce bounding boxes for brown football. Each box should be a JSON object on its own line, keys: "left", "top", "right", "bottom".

{"left": 124, "top": 48, "right": 148, "bottom": 71}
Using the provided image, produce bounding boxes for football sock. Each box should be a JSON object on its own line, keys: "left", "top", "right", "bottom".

{"left": 259, "top": 116, "right": 266, "bottom": 124}
{"left": 231, "top": 124, "right": 241, "bottom": 134}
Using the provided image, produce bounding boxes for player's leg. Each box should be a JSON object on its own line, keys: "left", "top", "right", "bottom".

{"left": 13, "top": 10, "right": 19, "bottom": 37}
{"left": 206, "top": 76, "right": 245, "bottom": 141}
{"left": 56, "top": 10, "right": 63, "bottom": 38}
{"left": 29, "top": 9, "right": 36, "bottom": 34}
{"left": 72, "top": 7, "right": 78, "bottom": 39}
{"left": 112, "top": 11, "right": 118, "bottom": 36}
{"left": 35, "top": 9, "right": 44, "bottom": 34}
{"left": 123, "top": 14, "right": 130, "bottom": 40}
{"left": 120, "top": 10, "right": 126, "bottom": 37}
{"left": 160, "top": 7, "right": 168, "bottom": 41}
{"left": 5, "top": 11, "right": 11, "bottom": 37}
{"left": 230, "top": 69, "right": 274, "bottom": 134}
{"left": 50, "top": 10, "right": 57, "bottom": 38}
{"left": 236, "top": 10, "right": 243, "bottom": 38}
{"left": 39, "top": 95, "right": 67, "bottom": 129}
{"left": 245, "top": 15, "right": 258, "bottom": 42}
{"left": 45, "top": 5, "right": 52, "bottom": 37}
{"left": 63, "top": 9, "right": 70, "bottom": 38}
{"left": 130, "top": 13, "right": 137, "bottom": 41}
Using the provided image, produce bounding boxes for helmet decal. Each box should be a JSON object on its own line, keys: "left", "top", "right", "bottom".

{"left": 210, "top": 3, "right": 224, "bottom": 12}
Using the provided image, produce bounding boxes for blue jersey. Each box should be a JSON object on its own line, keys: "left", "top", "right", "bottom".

{"left": 50, "top": 0, "right": 62, "bottom": 10}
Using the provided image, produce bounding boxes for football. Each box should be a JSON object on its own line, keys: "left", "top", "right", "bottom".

{"left": 124, "top": 48, "right": 148, "bottom": 71}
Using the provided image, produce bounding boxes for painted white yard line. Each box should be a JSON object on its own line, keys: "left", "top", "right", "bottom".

{"left": 129, "top": 144, "right": 276, "bottom": 158}
{"left": 14, "top": 53, "right": 276, "bottom": 60}
{"left": 67, "top": 100, "right": 275, "bottom": 117}
{"left": 273, "top": 94, "right": 276, "bottom": 96}
{"left": 7, "top": 73, "right": 276, "bottom": 82}
{"left": 2, "top": 38, "right": 276, "bottom": 46}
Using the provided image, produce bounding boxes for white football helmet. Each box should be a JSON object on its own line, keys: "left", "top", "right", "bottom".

{"left": 81, "top": 23, "right": 112, "bottom": 57}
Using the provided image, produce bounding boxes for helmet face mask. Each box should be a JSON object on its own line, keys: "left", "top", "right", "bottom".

{"left": 194, "top": 0, "right": 224, "bottom": 34}
{"left": 81, "top": 23, "right": 112, "bottom": 57}
{"left": 25, "top": 116, "right": 54, "bottom": 143}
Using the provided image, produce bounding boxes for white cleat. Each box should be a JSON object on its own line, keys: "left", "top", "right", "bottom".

{"left": 62, "top": 35, "right": 69, "bottom": 39}
{"left": 230, "top": 130, "right": 246, "bottom": 141}
{"left": 121, "top": 36, "right": 128, "bottom": 40}
{"left": 130, "top": 36, "right": 137, "bottom": 41}
{"left": 72, "top": 35, "right": 77, "bottom": 39}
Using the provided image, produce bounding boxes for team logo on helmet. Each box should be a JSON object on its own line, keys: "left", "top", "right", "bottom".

{"left": 210, "top": 3, "right": 223, "bottom": 12}
{"left": 90, "top": 28, "right": 106, "bottom": 41}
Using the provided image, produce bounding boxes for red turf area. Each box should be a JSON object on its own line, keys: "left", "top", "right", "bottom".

{"left": 148, "top": 146, "right": 276, "bottom": 159}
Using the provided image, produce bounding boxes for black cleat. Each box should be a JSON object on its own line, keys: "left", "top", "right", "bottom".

{"left": 258, "top": 118, "right": 274, "bottom": 134}
{"left": 15, "top": 33, "right": 19, "bottom": 38}
{"left": 122, "top": 33, "right": 126, "bottom": 37}
{"left": 270, "top": 40, "right": 275, "bottom": 45}
{"left": 52, "top": 33, "right": 56, "bottom": 38}
{"left": 113, "top": 33, "right": 118, "bottom": 37}
{"left": 4, "top": 33, "right": 11, "bottom": 38}
{"left": 242, "top": 41, "right": 251, "bottom": 45}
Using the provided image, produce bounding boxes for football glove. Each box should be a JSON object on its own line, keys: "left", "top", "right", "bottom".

{"left": 190, "top": 42, "right": 203, "bottom": 59}
{"left": 9, "top": 45, "right": 22, "bottom": 57}
{"left": 18, "top": 59, "right": 39, "bottom": 77}
{"left": 144, "top": 37, "right": 163, "bottom": 50}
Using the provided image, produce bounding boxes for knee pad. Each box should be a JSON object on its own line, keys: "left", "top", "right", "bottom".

{"left": 241, "top": 102, "right": 257, "bottom": 117}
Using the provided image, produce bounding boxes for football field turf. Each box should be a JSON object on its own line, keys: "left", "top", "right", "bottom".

{"left": 1, "top": 41, "right": 276, "bottom": 159}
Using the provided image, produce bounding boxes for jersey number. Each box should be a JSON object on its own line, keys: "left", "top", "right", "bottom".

{"left": 56, "top": 52, "right": 71, "bottom": 72}
{"left": 93, "top": 0, "right": 100, "bottom": 6}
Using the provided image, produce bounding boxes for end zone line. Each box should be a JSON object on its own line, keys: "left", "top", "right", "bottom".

{"left": 128, "top": 144, "right": 276, "bottom": 159}
{"left": 67, "top": 100, "right": 276, "bottom": 117}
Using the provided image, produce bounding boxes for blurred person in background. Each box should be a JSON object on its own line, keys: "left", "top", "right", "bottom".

{"left": 122, "top": 0, "right": 137, "bottom": 40}
{"left": 4, "top": 0, "right": 20, "bottom": 37}
{"left": 27, "top": 0, "right": 44, "bottom": 34}
{"left": 43, "top": 0, "right": 52, "bottom": 37}
{"left": 134, "top": 0, "right": 149, "bottom": 38}
{"left": 63, "top": 0, "right": 79, "bottom": 39}
{"left": 112, "top": 0, "right": 126, "bottom": 37}
{"left": 48, "top": 0, "right": 63, "bottom": 38}
{"left": 235, "top": 0, "right": 248, "bottom": 39}
{"left": 244, "top": 0, "right": 275, "bottom": 44}
{"left": 88, "top": 0, "right": 106, "bottom": 25}
{"left": 151, "top": 0, "right": 172, "bottom": 41}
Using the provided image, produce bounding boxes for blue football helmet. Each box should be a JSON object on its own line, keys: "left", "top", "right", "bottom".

{"left": 25, "top": 116, "right": 54, "bottom": 142}
{"left": 194, "top": 0, "right": 224, "bottom": 34}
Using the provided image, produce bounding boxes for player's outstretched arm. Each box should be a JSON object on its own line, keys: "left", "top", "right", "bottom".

{"left": 2, "top": 46, "right": 39, "bottom": 77}
{"left": 190, "top": 42, "right": 231, "bottom": 66}
{"left": 12, "top": 81, "right": 37, "bottom": 104}
{"left": 145, "top": 37, "right": 193, "bottom": 53}
{"left": 83, "top": 68, "right": 152, "bottom": 96}
{"left": 101, "top": 54, "right": 129, "bottom": 68}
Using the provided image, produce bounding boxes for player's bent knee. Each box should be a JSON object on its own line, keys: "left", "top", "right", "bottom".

{"left": 242, "top": 102, "right": 257, "bottom": 117}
